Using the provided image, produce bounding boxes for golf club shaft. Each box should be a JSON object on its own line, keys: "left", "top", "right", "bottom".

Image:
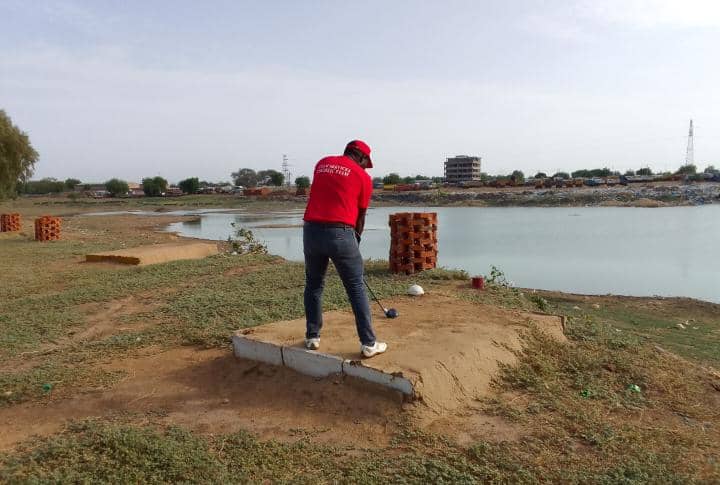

{"left": 363, "top": 277, "right": 387, "bottom": 314}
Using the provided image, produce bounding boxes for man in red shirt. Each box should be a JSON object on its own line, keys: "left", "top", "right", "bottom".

{"left": 302, "top": 140, "right": 387, "bottom": 358}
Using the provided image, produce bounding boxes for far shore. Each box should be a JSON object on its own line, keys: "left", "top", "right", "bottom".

{"left": 2, "top": 181, "right": 718, "bottom": 214}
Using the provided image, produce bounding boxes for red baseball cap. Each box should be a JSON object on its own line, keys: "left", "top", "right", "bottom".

{"left": 346, "top": 140, "right": 373, "bottom": 168}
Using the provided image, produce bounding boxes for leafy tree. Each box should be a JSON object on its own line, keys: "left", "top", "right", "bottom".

{"left": 401, "top": 176, "right": 414, "bottom": 184}
{"left": 256, "top": 169, "right": 284, "bottom": 186}
{"left": 704, "top": 165, "right": 717, "bottom": 174}
{"left": 414, "top": 174, "right": 430, "bottom": 180}
{"left": 636, "top": 167, "right": 653, "bottom": 176}
{"left": 533, "top": 172, "right": 547, "bottom": 179}
{"left": 510, "top": 170, "right": 525, "bottom": 184}
{"left": 17, "top": 178, "right": 65, "bottom": 194}
{"left": 178, "top": 177, "right": 200, "bottom": 194}
{"left": 553, "top": 172, "right": 570, "bottom": 179}
{"left": 676, "top": 164, "right": 697, "bottom": 175}
{"left": 231, "top": 168, "right": 258, "bottom": 188}
{"left": 624, "top": 170, "right": 635, "bottom": 176}
{"left": 142, "top": 176, "right": 168, "bottom": 197}
{"left": 479, "top": 172, "right": 490, "bottom": 182}
{"left": 382, "top": 173, "right": 401, "bottom": 185}
{"left": 0, "top": 110, "right": 39, "bottom": 198}
{"left": 269, "top": 171, "right": 284, "bottom": 186}
{"left": 294, "top": 176, "right": 310, "bottom": 189}
{"left": 64, "top": 178, "right": 81, "bottom": 190}
{"left": 571, "top": 168, "right": 612, "bottom": 178}
{"left": 105, "top": 178, "right": 129, "bottom": 197}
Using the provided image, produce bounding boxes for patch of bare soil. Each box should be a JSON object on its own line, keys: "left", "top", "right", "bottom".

{"left": 71, "top": 296, "right": 159, "bottom": 343}
{"left": 0, "top": 347, "right": 405, "bottom": 451}
{"left": 0, "top": 335, "right": 530, "bottom": 451}
{"left": 222, "top": 264, "right": 266, "bottom": 277}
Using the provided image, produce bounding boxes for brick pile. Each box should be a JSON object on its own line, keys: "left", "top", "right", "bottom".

{"left": 388, "top": 212, "right": 438, "bottom": 274}
{"left": 34, "top": 216, "right": 62, "bottom": 241}
{"left": 0, "top": 213, "right": 21, "bottom": 232}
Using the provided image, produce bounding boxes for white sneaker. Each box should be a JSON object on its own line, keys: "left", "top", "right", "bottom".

{"left": 305, "top": 338, "right": 320, "bottom": 350}
{"left": 361, "top": 342, "right": 387, "bottom": 358}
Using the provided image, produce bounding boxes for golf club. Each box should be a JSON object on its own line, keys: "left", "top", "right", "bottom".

{"left": 363, "top": 277, "right": 399, "bottom": 319}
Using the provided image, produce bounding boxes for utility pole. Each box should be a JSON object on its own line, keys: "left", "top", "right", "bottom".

{"left": 686, "top": 119, "right": 694, "bottom": 166}
{"left": 282, "top": 154, "right": 292, "bottom": 187}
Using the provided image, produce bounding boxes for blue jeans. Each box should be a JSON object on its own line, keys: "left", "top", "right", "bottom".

{"left": 303, "top": 222, "right": 376, "bottom": 346}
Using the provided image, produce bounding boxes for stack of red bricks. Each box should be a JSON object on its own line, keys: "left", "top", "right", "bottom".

{"left": 34, "top": 216, "right": 62, "bottom": 241}
{"left": 0, "top": 213, "right": 21, "bottom": 232}
{"left": 388, "top": 212, "right": 438, "bottom": 274}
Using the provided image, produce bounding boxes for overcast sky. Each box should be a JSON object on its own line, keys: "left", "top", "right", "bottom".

{"left": 1, "top": 0, "right": 719, "bottom": 183}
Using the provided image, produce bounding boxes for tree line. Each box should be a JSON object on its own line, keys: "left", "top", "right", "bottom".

{"left": 3, "top": 109, "right": 719, "bottom": 199}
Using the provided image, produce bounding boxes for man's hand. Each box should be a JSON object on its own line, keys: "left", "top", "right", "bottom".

{"left": 354, "top": 208, "right": 367, "bottom": 245}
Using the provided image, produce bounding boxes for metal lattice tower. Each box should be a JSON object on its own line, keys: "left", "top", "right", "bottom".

{"left": 282, "top": 154, "right": 292, "bottom": 187}
{"left": 686, "top": 119, "right": 694, "bottom": 166}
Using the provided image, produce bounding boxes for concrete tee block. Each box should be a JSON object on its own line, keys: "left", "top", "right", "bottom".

{"left": 343, "top": 361, "right": 415, "bottom": 396}
{"left": 282, "top": 346, "right": 343, "bottom": 378}
{"left": 232, "top": 334, "right": 283, "bottom": 366}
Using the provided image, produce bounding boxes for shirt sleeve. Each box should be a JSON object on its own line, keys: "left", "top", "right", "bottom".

{"left": 358, "top": 173, "right": 372, "bottom": 209}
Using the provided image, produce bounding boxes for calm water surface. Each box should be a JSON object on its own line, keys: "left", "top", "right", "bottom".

{"left": 166, "top": 206, "right": 720, "bottom": 303}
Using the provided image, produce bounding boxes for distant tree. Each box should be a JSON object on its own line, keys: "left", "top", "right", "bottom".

{"left": 178, "top": 177, "right": 200, "bottom": 194}
{"left": 596, "top": 167, "right": 612, "bottom": 177}
{"left": 533, "top": 172, "right": 547, "bottom": 179}
{"left": 231, "top": 168, "right": 258, "bottom": 188}
{"left": 401, "top": 176, "right": 414, "bottom": 184}
{"left": 295, "top": 176, "right": 310, "bottom": 189}
{"left": 0, "top": 110, "right": 39, "bottom": 199}
{"left": 371, "top": 177, "right": 383, "bottom": 185}
{"left": 270, "top": 172, "right": 284, "bottom": 186}
{"left": 414, "top": 174, "right": 430, "bottom": 180}
{"left": 510, "top": 170, "right": 525, "bottom": 184}
{"left": 431, "top": 176, "right": 444, "bottom": 184}
{"left": 64, "top": 178, "right": 81, "bottom": 190}
{"left": 256, "top": 169, "right": 283, "bottom": 186}
{"left": 676, "top": 164, "right": 697, "bottom": 175}
{"left": 636, "top": 167, "right": 653, "bottom": 176}
{"left": 479, "top": 172, "right": 490, "bottom": 182}
{"left": 624, "top": 170, "right": 635, "bottom": 176}
{"left": 704, "top": 165, "right": 717, "bottom": 174}
{"left": 571, "top": 168, "right": 611, "bottom": 178}
{"left": 105, "top": 178, "right": 129, "bottom": 197}
{"left": 553, "top": 172, "right": 570, "bottom": 179}
{"left": 382, "top": 173, "right": 401, "bottom": 185}
{"left": 17, "top": 178, "right": 65, "bottom": 195}
{"left": 142, "top": 176, "right": 168, "bottom": 197}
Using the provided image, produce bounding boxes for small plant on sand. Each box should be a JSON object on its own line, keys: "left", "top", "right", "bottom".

{"left": 486, "top": 265, "right": 511, "bottom": 287}
{"left": 530, "top": 294, "right": 549, "bottom": 312}
{"left": 228, "top": 223, "right": 268, "bottom": 255}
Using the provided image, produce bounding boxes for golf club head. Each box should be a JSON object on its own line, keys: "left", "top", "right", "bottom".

{"left": 385, "top": 308, "right": 399, "bottom": 319}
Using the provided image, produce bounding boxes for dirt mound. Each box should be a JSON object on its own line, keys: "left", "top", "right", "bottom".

{"left": 239, "top": 294, "right": 566, "bottom": 416}
{"left": 85, "top": 242, "right": 218, "bottom": 266}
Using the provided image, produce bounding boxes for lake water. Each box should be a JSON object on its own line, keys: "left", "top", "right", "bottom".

{"left": 166, "top": 206, "right": 720, "bottom": 303}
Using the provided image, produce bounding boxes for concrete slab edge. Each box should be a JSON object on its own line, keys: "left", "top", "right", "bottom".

{"left": 342, "top": 360, "right": 414, "bottom": 396}
{"left": 233, "top": 334, "right": 416, "bottom": 396}
{"left": 282, "top": 346, "right": 343, "bottom": 378}
{"left": 232, "top": 334, "right": 283, "bottom": 366}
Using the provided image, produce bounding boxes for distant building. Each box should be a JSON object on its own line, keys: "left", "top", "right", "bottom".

{"left": 444, "top": 155, "right": 482, "bottom": 183}
{"left": 127, "top": 183, "right": 144, "bottom": 197}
